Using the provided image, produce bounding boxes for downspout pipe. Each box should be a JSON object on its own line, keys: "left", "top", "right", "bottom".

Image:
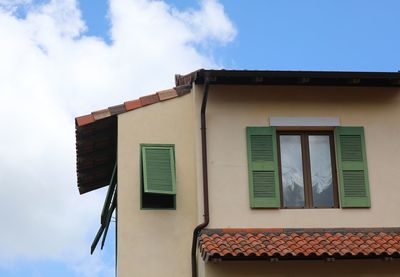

{"left": 191, "top": 81, "right": 210, "bottom": 277}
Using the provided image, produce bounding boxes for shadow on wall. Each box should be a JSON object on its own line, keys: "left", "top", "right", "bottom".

{"left": 205, "top": 260, "right": 400, "bottom": 277}
{"left": 208, "top": 85, "right": 400, "bottom": 106}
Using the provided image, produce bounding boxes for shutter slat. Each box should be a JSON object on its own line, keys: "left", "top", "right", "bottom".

{"left": 343, "top": 171, "right": 367, "bottom": 197}
{"left": 340, "top": 135, "right": 363, "bottom": 161}
{"left": 251, "top": 135, "right": 273, "bottom": 162}
{"left": 253, "top": 171, "right": 276, "bottom": 197}
{"left": 336, "top": 127, "right": 370, "bottom": 208}
{"left": 247, "top": 127, "right": 280, "bottom": 208}
{"left": 142, "top": 146, "right": 176, "bottom": 195}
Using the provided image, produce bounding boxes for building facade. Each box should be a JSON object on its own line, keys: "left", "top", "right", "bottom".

{"left": 75, "top": 70, "right": 400, "bottom": 277}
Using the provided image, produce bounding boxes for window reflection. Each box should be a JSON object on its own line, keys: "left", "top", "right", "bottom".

{"left": 309, "top": 136, "right": 334, "bottom": 207}
{"left": 280, "top": 135, "right": 305, "bottom": 207}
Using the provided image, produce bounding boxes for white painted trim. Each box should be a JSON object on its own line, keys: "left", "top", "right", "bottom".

{"left": 269, "top": 117, "right": 340, "bottom": 127}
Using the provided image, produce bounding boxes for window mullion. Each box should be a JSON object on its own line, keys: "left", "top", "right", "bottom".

{"left": 329, "top": 133, "right": 340, "bottom": 208}
{"left": 302, "top": 134, "right": 313, "bottom": 208}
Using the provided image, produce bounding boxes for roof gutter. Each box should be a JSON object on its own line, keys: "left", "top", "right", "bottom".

{"left": 191, "top": 81, "right": 210, "bottom": 277}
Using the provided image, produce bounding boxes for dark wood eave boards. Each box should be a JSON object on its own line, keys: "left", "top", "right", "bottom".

{"left": 175, "top": 69, "right": 400, "bottom": 87}
{"left": 76, "top": 116, "right": 117, "bottom": 194}
{"left": 76, "top": 69, "right": 400, "bottom": 194}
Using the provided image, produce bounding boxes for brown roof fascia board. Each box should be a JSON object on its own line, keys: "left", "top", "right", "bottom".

{"left": 175, "top": 69, "right": 400, "bottom": 87}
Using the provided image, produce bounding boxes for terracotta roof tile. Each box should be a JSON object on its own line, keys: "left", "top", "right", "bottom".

{"left": 157, "top": 88, "right": 178, "bottom": 101}
{"left": 199, "top": 228, "right": 400, "bottom": 260}
{"left": 108, "top": 104, "right": 126, "bottom": 115}
{"left": 124, "top": 99, "right": 142, "bottom": 111}
{"left": 92, "top": 109, "right": 111, "bottom": 120}
{"left": 140, "top": 93, "right": 159, "bottom": 106}
{"left": 76, "top": 114, "right": 95, "bottom": 126}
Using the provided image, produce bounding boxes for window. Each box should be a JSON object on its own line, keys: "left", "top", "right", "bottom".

{"left": 140, "top": 144, "right": 176, "bottom": 209}
{"left": 277, "top": 131, "right": 338, "bottom": 208}
{"left": 246, "top": 127, "right": 370, "bottom": 209}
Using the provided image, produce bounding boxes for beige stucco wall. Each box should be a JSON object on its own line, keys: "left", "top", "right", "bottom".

{"left": 117, "top": 93, "right": 198, "bottom": 277}
{"left": 117, "top": 83, "right": 400, "bottom": 277}
{"left": 195, "top": 84, "right": 400, "bottom": 276}
{"left": 198, "top": 84, "right": 400, "bottom": 229}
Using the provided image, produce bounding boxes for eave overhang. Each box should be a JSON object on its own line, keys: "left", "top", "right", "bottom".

{"left": 76, "top": 116, "right": 117, "bottom": 194}
{"left": 176, "top": 69, "right": 400, "bottom": 87}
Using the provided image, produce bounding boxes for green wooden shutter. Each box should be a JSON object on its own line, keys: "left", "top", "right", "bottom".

{"left": 246, "top": 127, "right": 280, "bottom": 208}
{"left": 335, "top": 127, "right": 370, "bottom": 208}
{"left": 142, "top": 145, "right": 176, "bottom": 195}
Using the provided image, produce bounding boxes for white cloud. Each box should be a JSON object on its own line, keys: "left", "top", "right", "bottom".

{"left": 176, "top": 0, "right": 236, "bottom": 45}
{"left": 0, "top": 0, "right": 32, "bottom": 13}
{"left": 0, "top": 0, "right": 236, "bottom": 275}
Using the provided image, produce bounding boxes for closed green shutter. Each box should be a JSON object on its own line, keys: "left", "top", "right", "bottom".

{"left": 335, "top": 127, "right": 370, "bottom": 208}
{"left": 246, "top": 127, "right": 280, "bottom": 208}
{"left": 142, "top": 145, "right": 176, "bottom": 195}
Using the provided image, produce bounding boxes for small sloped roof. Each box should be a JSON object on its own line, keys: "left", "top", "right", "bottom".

{"left": 199, "top": 228, "right": 400, "bottom": 261}
{"left": 75, "top": 85, "right": 191, "bottom": 194}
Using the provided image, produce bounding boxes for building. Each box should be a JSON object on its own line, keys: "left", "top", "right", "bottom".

{"left": 75, "top": 69, "right": 400, "bottom": 277}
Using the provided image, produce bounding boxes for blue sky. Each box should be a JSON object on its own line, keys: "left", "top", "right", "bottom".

{"left": 82, "top": 0, "right": 400, "bottom": 72}
{"left": 0, "top": 0, "right": 399, "bottom": 276}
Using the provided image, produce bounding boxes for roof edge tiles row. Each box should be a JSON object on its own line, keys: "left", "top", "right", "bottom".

{"left": 75, "top": 85, "right": 192, "bottom": 127}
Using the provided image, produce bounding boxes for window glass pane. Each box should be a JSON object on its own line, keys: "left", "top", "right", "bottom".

{"left": 309, "top": 135, "right": 334, "bottom": 207}
{"left": 280, "top": 135, "right": 305, "bottom": 207}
